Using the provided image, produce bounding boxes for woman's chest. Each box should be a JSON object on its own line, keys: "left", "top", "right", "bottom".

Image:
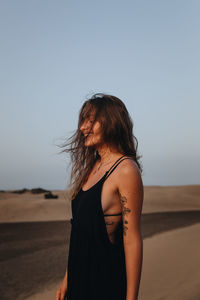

{"left": 101, "top": 182, "right": 122, "bottom": 215}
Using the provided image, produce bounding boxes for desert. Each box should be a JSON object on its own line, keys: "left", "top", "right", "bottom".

{"left": 0, "top": 185, "right": 199, "bottom": 300}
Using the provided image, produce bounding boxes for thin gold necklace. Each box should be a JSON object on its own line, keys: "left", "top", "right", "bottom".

{"left": 92, "top": 158, "right": 115, "bottom": 175}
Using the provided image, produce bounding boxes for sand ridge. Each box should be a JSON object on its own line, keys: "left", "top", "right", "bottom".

{"left": 0, "top": 185, "right": 199, "bottom": 223}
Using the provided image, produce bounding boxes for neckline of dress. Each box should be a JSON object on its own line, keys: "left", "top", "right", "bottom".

{"left": 81, "top": 171, "right": 108, "bottom": 192}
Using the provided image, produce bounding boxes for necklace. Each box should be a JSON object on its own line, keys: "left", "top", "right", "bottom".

{"left": 92, "top": 158, "right": 115, "bottom": 175}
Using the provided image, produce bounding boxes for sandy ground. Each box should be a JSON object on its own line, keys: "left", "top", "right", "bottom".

{"left": 0, "top": 190, "right": 72, "bottom": 223}
{"left": 0, "top": 185, "right": 199, "bottom": 300}
{"left": 25, "top": 283, "right": 60, "bottom": 300}
{"left": 139, "top": 223, "right": 200, "bottom": 300}
{"left": 26, "top": 223, "right": 200, "bottom": 300}
{"left": 2, "top": 211, "right": 200, "bottom": 300}
{"left": 0, "top": 185, "right": 200, "bottom": 223}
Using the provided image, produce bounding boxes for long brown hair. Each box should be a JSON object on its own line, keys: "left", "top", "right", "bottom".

{"left": 58, "top": 93, "right": 143, "bottom": 200}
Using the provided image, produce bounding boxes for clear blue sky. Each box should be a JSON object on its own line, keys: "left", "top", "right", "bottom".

{"left": 1, "top": 0, "right": 200, "bottom": 190}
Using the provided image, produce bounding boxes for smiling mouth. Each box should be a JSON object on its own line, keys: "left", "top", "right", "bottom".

{"left": 84, "top": 133, "right": 93, "bottom": 137}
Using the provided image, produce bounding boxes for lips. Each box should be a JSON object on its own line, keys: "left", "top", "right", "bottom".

{"left": 84, "top": 133, "right": 92, "bottom": 137}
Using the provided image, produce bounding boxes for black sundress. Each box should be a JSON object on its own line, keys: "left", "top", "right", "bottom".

{"left": 65, "top": 155, "right": 131, "bottom": 300}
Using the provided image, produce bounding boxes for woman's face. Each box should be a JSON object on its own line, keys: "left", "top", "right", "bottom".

{"left": 79, "top": 112, "right": 103, "bottom": 147}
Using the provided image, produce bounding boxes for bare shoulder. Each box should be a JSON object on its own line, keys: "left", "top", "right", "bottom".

{"left": 115, "top": 157, "right": 143, "bottom": 190}
{"left": 117, "top": 157, "right": 141, "bottom": 178}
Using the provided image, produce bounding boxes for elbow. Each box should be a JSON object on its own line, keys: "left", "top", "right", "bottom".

{"left": 124, "top": 232, "right": 143, "bottom": 248}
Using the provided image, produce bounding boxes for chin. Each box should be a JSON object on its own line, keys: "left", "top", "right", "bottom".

{"left": 84, "top": 141, "right": 94, "bottom": 147}
{"left": 84, "top": 140, "right": 98, "bottom": 147}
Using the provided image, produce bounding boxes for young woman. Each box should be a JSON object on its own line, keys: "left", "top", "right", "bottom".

{"left": 56, "top": 93, "right": 144, "bottom": 300}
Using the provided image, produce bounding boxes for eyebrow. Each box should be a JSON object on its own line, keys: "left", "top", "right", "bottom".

{"left": 86, "top": 112, "right": 96, "bottom": 120}
{"left": 81, "top": 109, "right": 97, "bottom": 122}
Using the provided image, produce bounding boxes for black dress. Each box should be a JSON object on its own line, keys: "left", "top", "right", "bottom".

{"left": 65, "top": 155, "right": 130, "bottom": 300}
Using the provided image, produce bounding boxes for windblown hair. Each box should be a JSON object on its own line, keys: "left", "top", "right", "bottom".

{"left": 58, "top": 93, "right": 143, "bottom": 201}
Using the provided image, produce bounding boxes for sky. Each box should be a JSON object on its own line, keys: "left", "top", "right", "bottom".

{"left": 0, "top": 0, "right": 200, "bottom": 190}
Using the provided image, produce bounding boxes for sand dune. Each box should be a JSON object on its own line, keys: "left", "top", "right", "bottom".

{"left": 0, "top": 185, "right": 199, "bottom": 300}
{"left": 0, "top": 185, "right": 199, "bottom": 223}
{"left": 0, "top": 190, "right": 72, "bottom": 223}
{"left": 139, "top": 223, "right": 200, "bottom": 300}
{"left": 143, "top": 184, "right": 200, "bottom": 213}
{"left": 25, "top": 223, "right": 200, "bottom": 300}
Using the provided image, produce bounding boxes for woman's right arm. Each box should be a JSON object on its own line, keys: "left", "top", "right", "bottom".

{"left": 64, "top": 268, "right": 68, "bottom": 280}
{"left": 56, "top": 217, "right": 73, "bottom": 299}
{"left": 56, "top": 268, "right": 68, "bottom": 300}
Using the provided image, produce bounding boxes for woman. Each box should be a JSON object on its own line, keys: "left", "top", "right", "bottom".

{"left": 56, "top": 93, "right": 144, "bottom": 300}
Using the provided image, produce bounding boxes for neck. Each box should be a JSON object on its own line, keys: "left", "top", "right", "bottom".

{"left": 96, "top": 144, "right": 121, "bottom": 163}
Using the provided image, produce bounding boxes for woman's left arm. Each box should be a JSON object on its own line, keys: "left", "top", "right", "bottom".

{"left": 118, "top": 161, "right": 144, "bottom": 300}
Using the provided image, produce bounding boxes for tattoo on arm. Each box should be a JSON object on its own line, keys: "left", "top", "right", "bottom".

{"left": 119, "top": 193, "right": 131, "bottom": 236}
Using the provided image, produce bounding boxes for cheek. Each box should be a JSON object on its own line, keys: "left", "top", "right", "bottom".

{"left": 93, "top": 121, "right": 101, "bottom": 131}
{"left": 94, "top": 132, "right": 103, "bottom": 143}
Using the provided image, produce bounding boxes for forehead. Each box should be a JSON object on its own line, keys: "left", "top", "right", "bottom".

{"left": 81, "top": 104, "right": 96, "bottom": 119}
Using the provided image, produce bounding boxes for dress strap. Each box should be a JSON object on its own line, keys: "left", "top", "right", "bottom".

{"left": 105, "top": 155, "right": 132, "bottom": 180}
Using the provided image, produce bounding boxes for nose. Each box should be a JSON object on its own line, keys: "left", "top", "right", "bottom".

{"left": 80, "top": 120, "right": 86, "bottom": 131}
{"left": 80, "top": 119, "right": 90, "bottom": 132}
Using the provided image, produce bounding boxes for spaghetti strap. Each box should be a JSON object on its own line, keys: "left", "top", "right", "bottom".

{"left": 105, "top": 156, "right": 132, "bottom": 179}
{"left": 106, "top": 155, "right": 127, "bottom": 175}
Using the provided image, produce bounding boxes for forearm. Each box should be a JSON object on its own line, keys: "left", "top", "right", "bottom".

{"left": 125, "top": 236, "right": 143, "bottom": 300}
{"left": 64, "top": 268, "right": 68, "bottom": 280}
